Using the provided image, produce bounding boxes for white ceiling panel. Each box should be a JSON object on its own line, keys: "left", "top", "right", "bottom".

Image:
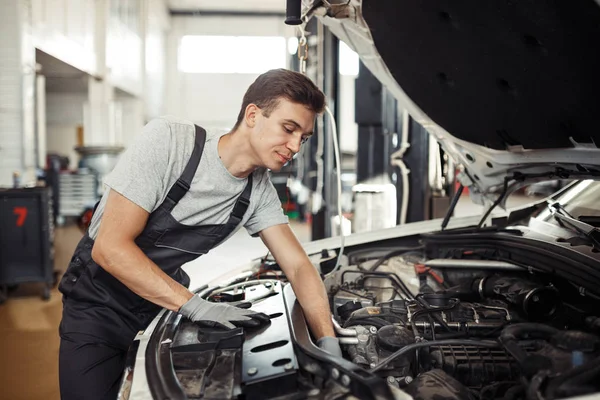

{"left": 36, "top": 50, "right": 89, "bottom": 93}
{"left": 168, "top": 0, "right": 285, "bottom": 13}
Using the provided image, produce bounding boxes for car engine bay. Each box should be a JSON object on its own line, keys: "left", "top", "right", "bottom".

{"left": 139, "top": 231, "right": 600, "bottom": 400}
{"left": 317, "top": 235, "right": 600, "bottom": 400}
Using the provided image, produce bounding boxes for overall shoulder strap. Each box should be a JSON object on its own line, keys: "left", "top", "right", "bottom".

{"left": 227, "top": 174, "right": 253, "bottom": 225}
{"left": 163, "top": 125, "right": 206, "bottom": 212}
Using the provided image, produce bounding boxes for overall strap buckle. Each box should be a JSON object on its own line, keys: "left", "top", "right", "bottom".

{"left": 166, "top": 178, "right": 190, "bottom": 205}
{"left": 229, "top": 173, "right": 253, "bottom": 224}
{"left": 231, "top": 197, "right": 250, "bottom": 222}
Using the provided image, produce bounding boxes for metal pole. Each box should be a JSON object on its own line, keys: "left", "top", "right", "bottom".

{"left": 312, "top": 22, "right": 339, "bottom": 239}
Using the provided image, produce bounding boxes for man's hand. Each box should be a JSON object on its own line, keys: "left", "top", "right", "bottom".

{"left": 317, "top": 336, "right": 343, "bottom": 358}
{"left": 179, "top": 295, "right": 270, "bottom": 329}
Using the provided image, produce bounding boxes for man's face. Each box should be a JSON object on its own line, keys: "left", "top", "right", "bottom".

{"left": 251, "top": 98, "right": 316, "bottom": 172}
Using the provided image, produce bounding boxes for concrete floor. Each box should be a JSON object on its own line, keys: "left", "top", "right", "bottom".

{"left": 0, "top": 225, "right": 81, "bottom": 400}
{"left": 0, "top": 193, "right": 538, "bottom": 399}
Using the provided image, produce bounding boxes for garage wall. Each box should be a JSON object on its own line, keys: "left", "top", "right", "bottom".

{"left": 166, "top": 15, "right": 359, "bottom": 154}
{"left": 166, "top": 15, "right": 295, "bottom": 129}
{"left": 44, "top": 92, "right": 144, "bottom": 169}
{"left": 0, "top": 0, "right": 170, "bottom": 186}
{"left": 31, "top": 0, "right": 96, "bottom": 75}
{"left": 0, "top": 1, "right": 36, "bottom": 187}
{"left": 144, "top": 0, "right": 170, "bottom": 119}
{"left": 0, "top": 1, "right": 25, "bottom": 186}
{"left": 45, "top": 93, "right": 86, "bottom": 169}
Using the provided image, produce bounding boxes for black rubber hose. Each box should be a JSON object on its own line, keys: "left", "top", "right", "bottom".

{"left": 411, "top": 299, "right": 458, "bottom": 322}
{"left": 410, "top": 299, "right": 458, "bottom": 338}
{"left": 411, "top": 296, "right": 454, "bottom": 333}
{"left": 344, "top": 318, "right": 388, "bottom": 329}
{"left": 410, "top": 319, "right": 420, "bottom": 340}
{"left": 499, "top": 323, "right": 558, "bottom": 341}
{"left": 370, "top": 339, "right": 499, "bottom": 373}
{"left": 343, "top": 313, "right": 406, "bottom": 328}
{"left": 545, "top": 356, "right": 600, "bottom": 399}
{"left": 341, "top": 270, "right": 452, "bottom": 331}
{"left": 562, "top": 361, "right": 600, "bottom": 386}
{"left": 499, "top": 323, "right": 558, "bottom": 364}
{"left": 285, "top": 0, "right": 302, "bottom": 25}
{"left": 503, "top": 385, "right": 525, "bottom": 400}
{"left": 423, "top": 325, "right": 506, "bottom": 340}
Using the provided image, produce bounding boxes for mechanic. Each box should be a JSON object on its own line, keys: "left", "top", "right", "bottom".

{"left": 57, "top": 69, "right": 341, "bottom": 399}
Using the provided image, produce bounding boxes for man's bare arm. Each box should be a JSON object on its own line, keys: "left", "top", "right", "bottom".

{"left": 91, "top": 189, "right": 193, "bottom": 311}
{"left": 259, "top": 224, "right": 335, "bottom": 338}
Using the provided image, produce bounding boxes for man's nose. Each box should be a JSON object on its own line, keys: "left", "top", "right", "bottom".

{"left": 287, "top": 133, "right": 302, "bottom": 153}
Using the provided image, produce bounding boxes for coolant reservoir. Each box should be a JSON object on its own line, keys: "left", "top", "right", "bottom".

{"left": 352, "top": 182, "right": 397, "bottom": 233}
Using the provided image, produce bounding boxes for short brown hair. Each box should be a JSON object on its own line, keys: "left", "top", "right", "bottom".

{"left": 233, "top": 69, "right": 325, "bottom": 130}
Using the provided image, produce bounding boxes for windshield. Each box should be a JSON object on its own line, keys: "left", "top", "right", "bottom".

{"left": 535, "top": 180, "right": 600, "bottom": 223}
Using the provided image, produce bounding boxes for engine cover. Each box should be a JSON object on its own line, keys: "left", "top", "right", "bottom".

{"left": 427, "top": 345, "right": 518, "bottom": 388}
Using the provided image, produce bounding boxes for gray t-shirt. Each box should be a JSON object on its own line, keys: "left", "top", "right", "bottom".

{"left": 88, "top": 116, "right": 288, "bottom": 247}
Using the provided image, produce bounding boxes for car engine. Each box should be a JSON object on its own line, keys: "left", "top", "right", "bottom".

{"left": 141, "top": 238, "right": 600, "bottom": 400}
{"left": 320, "top": 246, "right": 600, "bottom": 400}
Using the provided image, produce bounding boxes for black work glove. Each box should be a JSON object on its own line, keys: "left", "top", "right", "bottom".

{"left": 179, "top": 295, "right": 270, "bottom": 329}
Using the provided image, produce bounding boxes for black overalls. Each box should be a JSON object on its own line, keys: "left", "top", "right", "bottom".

{"left": 58, "top": 126, "right": 253, "bottom": 400}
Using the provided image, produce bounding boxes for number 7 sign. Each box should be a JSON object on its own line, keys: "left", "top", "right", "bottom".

{"left": 13, "top": 207, "right": 28, "bottom": 227}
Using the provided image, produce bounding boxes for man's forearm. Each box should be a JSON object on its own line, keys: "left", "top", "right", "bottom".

{"left": 92, "top": 240, "right": 193, "bottom": 312}
{"left": 289, "top": 263, "right": 335, "bottom": 338}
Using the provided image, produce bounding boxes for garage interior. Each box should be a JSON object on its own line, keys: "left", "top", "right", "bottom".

{"left": 0, "top": 1, "right": 558, "bottom": 399}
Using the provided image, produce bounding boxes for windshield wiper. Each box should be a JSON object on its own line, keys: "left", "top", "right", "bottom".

{"left": 547, "top": 201, "right": 600, "bottom": 249}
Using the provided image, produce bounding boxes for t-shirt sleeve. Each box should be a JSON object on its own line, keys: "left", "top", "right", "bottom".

{"left": 103, "top": 118, "right": 172, "bottom": 213}
{"left": 245, "top": 172, "right": 289, "bottom": 237}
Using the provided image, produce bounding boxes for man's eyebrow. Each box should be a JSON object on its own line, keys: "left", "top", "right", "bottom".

{"left": 282, "top": 119, "right": 313, "bottom": 135}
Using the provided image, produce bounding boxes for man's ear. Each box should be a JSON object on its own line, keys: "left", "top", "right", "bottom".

{"left": 245, "top": 104, "right": 259, "bottom": 128}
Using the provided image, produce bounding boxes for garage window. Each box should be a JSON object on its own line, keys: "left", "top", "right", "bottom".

{"left": 178, "top": 35, "right": 287, "bottom": 74}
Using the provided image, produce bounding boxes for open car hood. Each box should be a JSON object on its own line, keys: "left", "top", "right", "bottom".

{"left": 303, "top": 0, "right": 600, "bottom": 203}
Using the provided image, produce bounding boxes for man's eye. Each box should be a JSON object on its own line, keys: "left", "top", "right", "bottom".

{"left": 284, "top": 127, "right": 294, "bottom": 133}
{"left": 301, "top": 136, "right": 310, "bottom": 144}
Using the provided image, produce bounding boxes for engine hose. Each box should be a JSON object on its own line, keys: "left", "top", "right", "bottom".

{"left": 409, "top": 300, "right": 456, "bottom": 334}
{"left": 545, "top": 356, "right": 600, "bottom": 400}
{"left": 425, "top": 331, "right": 469, "bottom": 340}
{"left": 344, "top": 318, "right": 389, "bottom": 329}
{"left": 410, "top": 319, "right": 421, "bottom": 340}
{"left": 503, "top": 384, "right": 525, "bottom": 400}
{"left": 499, "top": 323, "right": 558, "bottom": 364}
{"left": 411, "top": 299, "right": 458, "bottom": 322}
{"left": 370, "top": 339, "right": 499, "bottom": 373}
{"left": 422, "top": 324, "right": 507, "bottom": 340}
{"left": 340, "top": 270, "right": 452, "bottom": 333}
